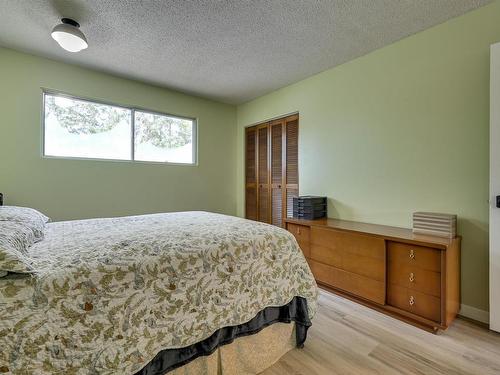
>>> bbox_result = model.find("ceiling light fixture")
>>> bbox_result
[51,18,88,53]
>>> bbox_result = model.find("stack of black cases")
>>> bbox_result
[292,196,327,219]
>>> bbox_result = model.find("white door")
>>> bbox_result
[490,42,500,332]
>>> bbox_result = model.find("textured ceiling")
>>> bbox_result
[0,0,491,104]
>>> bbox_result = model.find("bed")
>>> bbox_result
[0,209,318,374]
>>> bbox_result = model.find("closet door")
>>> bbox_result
[284,115,299,219]
[245,114,298,226]
[245,126,258,220]
[270,119,284,227]
[257,124,270,223]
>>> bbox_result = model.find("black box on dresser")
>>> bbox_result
[292,196,327,219]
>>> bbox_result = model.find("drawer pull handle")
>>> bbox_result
[409,296,415,306]
[409,249,415,259]
[297,228,301,235]
[409,272,415,282]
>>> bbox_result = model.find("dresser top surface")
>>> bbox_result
[285,217,459,248]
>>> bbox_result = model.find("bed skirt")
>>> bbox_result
[135,296,311,375]
[168,322,296,375]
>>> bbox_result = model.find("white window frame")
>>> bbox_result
[41,90,198,166]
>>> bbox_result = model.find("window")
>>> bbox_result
[134,110,194,164]
[43,92,196,164]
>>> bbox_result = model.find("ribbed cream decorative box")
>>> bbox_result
[412,212,457,238]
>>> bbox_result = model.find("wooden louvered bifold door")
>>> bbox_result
[245,127,258,220]
[257,125,270,223]
[284,115,299,219]
[270,120,284,227]
[245,114,298,227]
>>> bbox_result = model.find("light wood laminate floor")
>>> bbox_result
[263,289,500,375]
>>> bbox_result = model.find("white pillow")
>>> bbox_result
[0,206,50,242]
[0,221,34,275]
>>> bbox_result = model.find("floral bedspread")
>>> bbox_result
[0,211,317,374]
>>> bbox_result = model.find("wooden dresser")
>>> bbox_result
[285,218,461,332]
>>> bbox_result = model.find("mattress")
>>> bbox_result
[0,211,317,374]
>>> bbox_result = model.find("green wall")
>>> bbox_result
[237,2,500,312]
[0,47,236,221]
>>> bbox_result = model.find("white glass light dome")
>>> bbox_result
[51,18,88,53]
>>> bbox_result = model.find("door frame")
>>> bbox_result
[490,42,500,332]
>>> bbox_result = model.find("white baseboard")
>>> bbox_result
[459,304,490,324]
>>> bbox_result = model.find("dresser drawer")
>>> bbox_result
[311,227,385,259]
[343,252,385,281]
[308,259,385,305]
[310,226,385,281]
[388,284,441,322]
[310,244,342,268]
[388,241,441,272]
[309,245,384,281]
[388,262,441,297]
[287,223,310,243]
